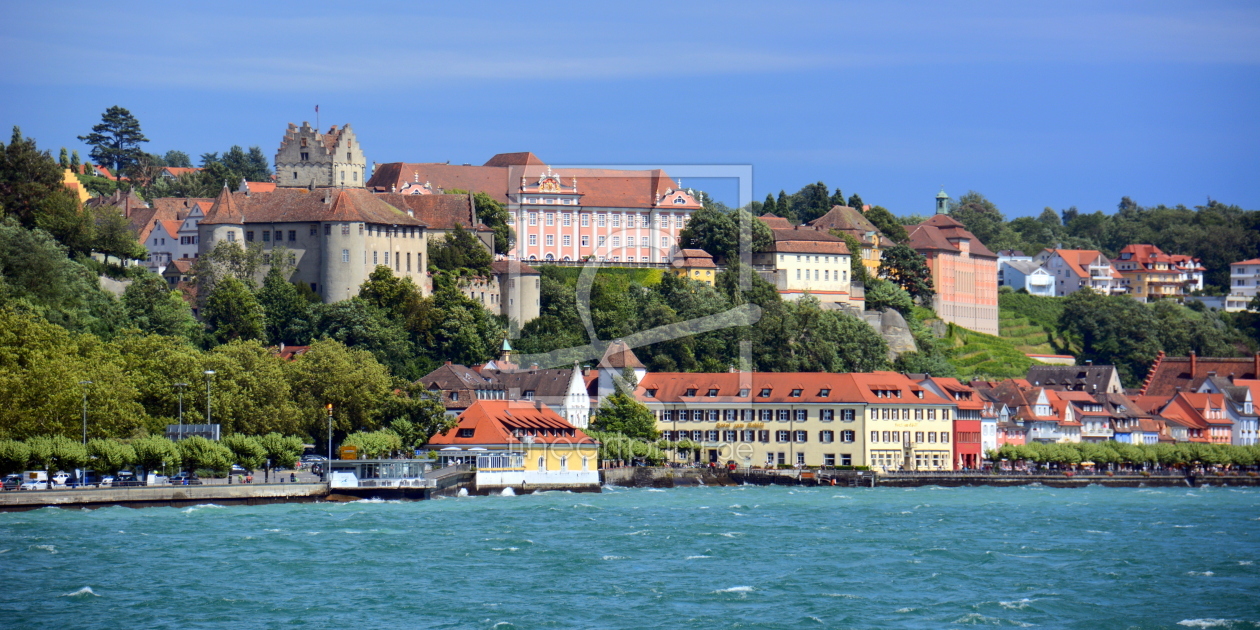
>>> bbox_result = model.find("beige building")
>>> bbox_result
[493,260,541,327]
[276,122,366,188]
[198,186,429,301]
[635,371,955,470]
[751,227,852,305]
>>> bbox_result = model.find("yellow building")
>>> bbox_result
[1113,244,1201,302]
[62,168,89,203]
[750,227,852,305]
[803,205,886,274]
[424,399,600,492]
[670,248,717,285]
[636,371,956,471]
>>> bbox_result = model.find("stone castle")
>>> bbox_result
[275,122,366,188]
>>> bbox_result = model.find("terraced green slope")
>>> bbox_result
[943,322,1042,379]
[999,311,1058,356]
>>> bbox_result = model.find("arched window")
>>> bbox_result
[537,456,545,471]
[545,253,555,261]
[560,456,568,472]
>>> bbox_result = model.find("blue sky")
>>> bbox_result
[2,1,1257,217]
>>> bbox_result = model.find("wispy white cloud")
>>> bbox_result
[1,1,1257,92]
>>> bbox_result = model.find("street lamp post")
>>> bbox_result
[79,381,92,445]
[204,370,218,484]
[326,403,334,483]
[174,383,188,442]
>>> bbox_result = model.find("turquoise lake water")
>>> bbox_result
[2,485,1259,629]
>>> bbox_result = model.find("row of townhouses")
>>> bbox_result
[417,337,1260,471]
[997,245,1211,304]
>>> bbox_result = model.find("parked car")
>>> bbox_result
[50,471,71,488]
[230,465,247,475]
[20,471,48,490]
[2,474,21,490]
[169,472,202,485]
[113,472,145,487]
[301,455,328,463]
[98,476,114,488]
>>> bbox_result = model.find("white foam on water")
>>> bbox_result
[1239,561,1253,566]
[1178,620,1243,628]
[623,530,649,536]
[895,607,915,613]
[1085,530,1111,534]
[60,587,99,598]
[685,555,712,559]
[953,613,1033,627]
[32,545,56,554]
[1173,525,1197,528]
[718,532,742,538]
[352,498,401,504]
[601,555,627,560]
[0,549,8,554]
[645,488,666,492]
[456,488,469,497]
[264,529,283,532]
[730,512,745,516]
[491,547,520,552]
[499,487,516,496]
[1000,598,1033,609]
[1187,571,1215,576]
[714,586,754,593]
[823,593,863,599]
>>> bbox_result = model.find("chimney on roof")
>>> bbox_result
[1085,360,1093,366]
[1190,351,1197,376]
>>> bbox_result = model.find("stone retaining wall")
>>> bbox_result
[0,483,328,512]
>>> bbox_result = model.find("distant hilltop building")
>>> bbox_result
[275,122,366,188]
[367,153,701,263]
[904,189,999,335]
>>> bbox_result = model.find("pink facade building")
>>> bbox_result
[368,153,701,263]
[904,191,999,335]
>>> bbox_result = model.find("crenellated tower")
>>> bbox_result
[275,122,366,188]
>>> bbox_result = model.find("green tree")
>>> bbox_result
[130,435,180,474]
[221,434,266,472]
[287,339,393,442]
[256,432,304,479]
[864,277,914,316]
[34,189,95,256]
[311,297,416,376]
[89,204,146,263]
[0,126,64,228]
[258,266,313,345]
[342,429,403,459]
[205,340,304,436]
[203,276,266,343]
[591,372,660,441]
[428,224,492,276]
[762,193,777,216]
[864,205,910,243]
[793,182,833,224]
[162,151,192,168]
[86,438,135,475]
[879,243,935,304]
[176,435,232,475]
[679,206,773,259]
[121,273,200,340]
[948,191,1008,247]
[0,439,30,475]
[78,106,149,176]
[382,383,455,448]
[846,193,864,211]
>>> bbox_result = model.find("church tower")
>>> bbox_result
[935,188,951,215]
[275,122,366,188]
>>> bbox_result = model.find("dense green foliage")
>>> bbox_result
[517,265,890,373]
[1058,289,1252,387]
[678,205,773,259]
[990,441,1260,470]
[447,189,515,255]
[428,224,493,277]
[878,243,934,304]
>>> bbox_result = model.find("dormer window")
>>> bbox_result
[685,388,697,397]
[457,428,474,438]
[819,389,830,397]
[645,389,657,398]
[739,389,750,397]
[673,197,686,204]
[524,390,535,400]
[790,389,802,397]
[707,389,719,397]
[759,388,772,398]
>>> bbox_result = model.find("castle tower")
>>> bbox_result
[935,188,951,215]
[275,122,366,188]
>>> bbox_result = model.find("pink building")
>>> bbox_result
[905,193,999,335]
[368,153,701,263]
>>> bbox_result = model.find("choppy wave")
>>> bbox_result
[1178,621,1249,628]
[713,586,754,593]
[60,587,99,597]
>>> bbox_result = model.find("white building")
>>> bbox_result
[1227,258,1260,311]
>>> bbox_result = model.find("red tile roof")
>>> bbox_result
[672,249,717,268]
[426,400,595,446]
[375,193,477,230]
[366,155,690,210]
[1231,258,1260,266]
[759,214,794,229]
[769,228,850,255]
[806,206,880,235]
[600,340,645,369]
[636,371,946,405]
[906,215,998,259]
[1139,351,1260,396]
[200,187,425,227]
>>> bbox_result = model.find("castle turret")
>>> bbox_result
[935,188,951,215]
[275,122,366,188]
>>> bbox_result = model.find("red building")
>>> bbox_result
[919,377,985,469]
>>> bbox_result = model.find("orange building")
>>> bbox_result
[904,192,998,335]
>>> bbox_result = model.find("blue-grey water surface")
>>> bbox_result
[2,484,1259,629]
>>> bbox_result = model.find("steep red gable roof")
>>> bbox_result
[1140,353,1260,396]
[426,400,595,446]
[600,339,645,369]
[200,188,425,227]
[484,152,546,167]
[759,214,794,229]
[636,372,946,406]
